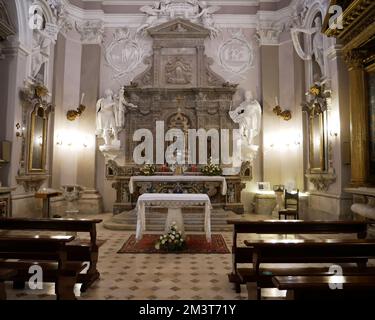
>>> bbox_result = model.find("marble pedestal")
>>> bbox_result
[253,192,276,216]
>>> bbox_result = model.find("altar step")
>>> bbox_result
[103,209,233,232]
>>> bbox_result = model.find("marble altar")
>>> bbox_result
[129,175,227,195]
[136,193,212,242]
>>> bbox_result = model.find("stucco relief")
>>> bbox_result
[165,56,193,85]
[75,20,104,44]
[218,30,254,76]
[104,28,151,81]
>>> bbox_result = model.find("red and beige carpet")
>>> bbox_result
[118,234,230,254]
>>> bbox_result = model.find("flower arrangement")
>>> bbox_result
[155,222,185,251]
[140,164,156,176]
[309,85,321,96]
[303,82,331,118]
[201,158,222,176]
[35,84,49,98]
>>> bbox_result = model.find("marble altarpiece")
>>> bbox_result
[105,19,251,215]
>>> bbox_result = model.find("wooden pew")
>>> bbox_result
[0,269,16,300]
[227,219,368,292]
[0,217,103,292]
[272,275,375,300]
[244,239,375,300]
[0,235,84,300]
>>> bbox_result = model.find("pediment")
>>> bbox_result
[148,18,210,38]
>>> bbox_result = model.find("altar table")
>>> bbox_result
[136,193,212,243]
[129,176,227,195]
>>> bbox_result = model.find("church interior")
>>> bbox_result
[0,0,375,301]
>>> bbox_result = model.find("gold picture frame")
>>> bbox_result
[309,111,328,173]
[28,104,48,173]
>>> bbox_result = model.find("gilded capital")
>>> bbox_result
[345,50,366,69]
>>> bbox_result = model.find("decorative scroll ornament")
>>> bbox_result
[218,29,254,76]
[291,15,325,75]
[255,22,282,46]
[75,20,104,44]
[104,28,150,81]
[305,173,336,192]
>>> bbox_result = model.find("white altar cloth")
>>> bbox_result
[136,193,212,243]
[129,176,227,195]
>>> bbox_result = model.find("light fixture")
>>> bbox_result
[273,97,292,121]
[15,123,26,138]
[66,93,86,121]
[55,130,92,149]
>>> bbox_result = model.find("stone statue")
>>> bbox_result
[137,2,164,34]
[96,89,118,146]
[229,90,262,162]
[31,30,52,79]
[195,1,221,38]
[291,16,325,75]
[117,87,138,128]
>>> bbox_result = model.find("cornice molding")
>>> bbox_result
[61,0,295,30]
[324,0,375,46]
[344,50,367,70]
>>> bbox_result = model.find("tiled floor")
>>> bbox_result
[3,212,375,300]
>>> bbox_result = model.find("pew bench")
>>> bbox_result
[0,269,16,300]
[0,217,103,292]
[272,275,375,300]
[243,239,375,300]
[0,235,85,300]
[227,219,368,293]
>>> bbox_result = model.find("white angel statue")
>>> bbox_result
[96,89,118,146]
[137,2,164,34]
[195,1,221,38]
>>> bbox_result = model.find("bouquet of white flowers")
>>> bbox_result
[201,158,222,176]
[140,164,156,176]
[155,222,186,251]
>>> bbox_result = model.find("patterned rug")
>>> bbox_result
[117,234,230,254]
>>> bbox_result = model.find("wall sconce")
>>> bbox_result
[265,131,301,151]
[15,123,26,138]
[66,93,86,121]
[330,131,338,138]
[273,97,292,121]
[329,110,340,138]
[55,130,92,149]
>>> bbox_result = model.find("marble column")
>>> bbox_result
[260,44,280,184]
[77,44,100,189]
[77,44,103,214]
[345,51,369,187]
